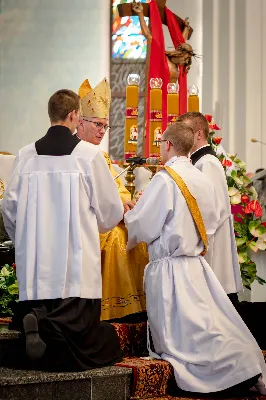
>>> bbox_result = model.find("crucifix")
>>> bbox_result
[118,0,194,156]
[118,0,194,80]
[118,1,193,37]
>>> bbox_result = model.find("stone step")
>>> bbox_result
[0,365,132,400]
[0,325,20,368]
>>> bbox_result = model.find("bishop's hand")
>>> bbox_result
[132,1,143,15]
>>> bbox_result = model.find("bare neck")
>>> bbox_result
[51,121,71,130]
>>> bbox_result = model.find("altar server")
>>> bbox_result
[179,111,242,301]
[2,89,123,371]
[124,122,266,394]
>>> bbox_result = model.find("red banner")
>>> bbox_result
[146,0,170,156]
[145,1,188,156]
[165,7,188,116]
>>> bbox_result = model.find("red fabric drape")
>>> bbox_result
[145,1,188,156]
[146,0,169,156]
[165,7,188,116]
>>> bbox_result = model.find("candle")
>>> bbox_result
[124,74,140,160]
[167,82,179,125]
[188,85,200,112]
[149,78,163,157]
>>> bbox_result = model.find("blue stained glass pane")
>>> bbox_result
[112,0,150,59]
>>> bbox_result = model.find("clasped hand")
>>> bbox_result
[123,201,135,214]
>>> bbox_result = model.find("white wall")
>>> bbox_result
[0,0,110,154]
[202,0,266,172]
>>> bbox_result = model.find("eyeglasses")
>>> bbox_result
[154,139,172,145]
[82,118,110,132]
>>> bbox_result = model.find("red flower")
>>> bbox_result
[209,123,221,131]
[231,204,244,223]
[205,114,212,122]
[221,159,232,167]
[12,263,16,271]
[213,137,222,145]
[241,194,250,204]
[262,222,266,228]
[244,200,263,218]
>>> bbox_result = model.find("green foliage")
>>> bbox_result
[0,264,18,316]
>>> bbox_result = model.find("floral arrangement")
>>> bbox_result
[0,264,18,316]
[206,114,266,289]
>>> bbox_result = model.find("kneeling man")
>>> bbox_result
[124,122,266,395]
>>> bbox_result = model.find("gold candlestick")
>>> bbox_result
[124,163,137,200]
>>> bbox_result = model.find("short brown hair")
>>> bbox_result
[164,122,194,155]
[48,89,80,123]
[178,112,209,139]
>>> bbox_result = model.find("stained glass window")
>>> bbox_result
[112,0,150,59]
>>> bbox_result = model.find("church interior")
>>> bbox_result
[0,0,266,399]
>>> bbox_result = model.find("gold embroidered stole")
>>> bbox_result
[164,166,208,256]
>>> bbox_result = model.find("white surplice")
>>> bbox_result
[193,147,243,294]
[124,156,266,393]
[2,141,123,301]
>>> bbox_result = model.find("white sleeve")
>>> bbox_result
[199,158,230,226]
[2,156,20,243]
[124,172,173,250]
[88,151,124,233]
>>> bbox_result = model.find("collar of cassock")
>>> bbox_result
[46,125,74,137]
[35,125,80,156]
[190,145,217,165]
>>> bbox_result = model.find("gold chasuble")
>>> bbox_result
[100,152,148,320]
